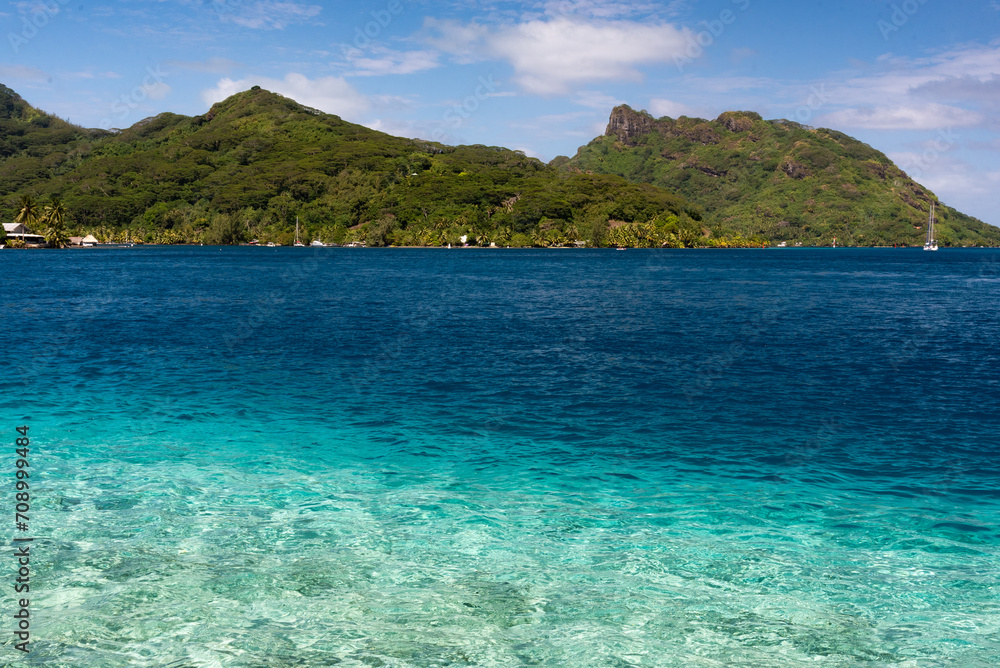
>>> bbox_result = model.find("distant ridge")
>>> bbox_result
[562,105,1000,247]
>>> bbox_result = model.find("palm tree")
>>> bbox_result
[14,195,40,230]
[496,225,512,245]
[45,226,70,249]
[43,197,70,248]
[566,224,580,244]
[475,223,493,246]
[637,222,656,247]
[44,197,67,228]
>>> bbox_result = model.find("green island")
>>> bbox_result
[2,85,998,248]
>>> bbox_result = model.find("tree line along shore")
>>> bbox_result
[3,87,998,249]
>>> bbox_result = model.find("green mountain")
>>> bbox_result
[6,88,994,247]
[0,86,700,246]
[561,105,1000,247]
[0,84,112,190]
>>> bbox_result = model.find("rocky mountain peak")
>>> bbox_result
[605,105,656,144]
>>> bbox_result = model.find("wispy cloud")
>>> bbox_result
[574,90,623,110]
[0,64,50,82]
[66,70,121,80]
[342,47,439,77]
[911,74,1000,104]
[365,118,424,138]
[820,104,983,131]
[813,42,1000,131]
[648,98,701,119]
[218,1,321,30]
[13,0,56,13]
[888,151,1000,200]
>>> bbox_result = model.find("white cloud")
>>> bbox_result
[424,17,690,95]
[645,43,1000,133]
[342,47,439,77]
[218,1,321,30]
[889,151,999,201]
[912,74,1000,104]
[574,90,623,110]
[513,145,544,159]
[0,64,49,82]
[365,118,424,138]
[810,43,1000,131]
[13,0,55,13]
[66,70,121,80]
[818,103,983,131]
[201,73,370,119]
[649,98,699,118]
[888,149,961,178]
[145,81,171,101]
[493,19,689,94]
[422,19,488,65]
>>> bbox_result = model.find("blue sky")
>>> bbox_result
[2,0,999,224]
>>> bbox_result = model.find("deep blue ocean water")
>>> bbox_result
[2,246,998,666]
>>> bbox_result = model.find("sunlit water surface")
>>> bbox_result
[2,247,999,666]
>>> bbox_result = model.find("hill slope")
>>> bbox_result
[0,86,701,246]
[561,105,1000,247]
[0,84,112,194]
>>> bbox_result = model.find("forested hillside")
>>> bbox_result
[561,105,1000,247]
[4,87,996,247]
[0,86,705,247]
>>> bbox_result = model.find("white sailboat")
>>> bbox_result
[924,203,938,251]
[294,217,305,247]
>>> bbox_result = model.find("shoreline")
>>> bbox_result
[5,241,998,250]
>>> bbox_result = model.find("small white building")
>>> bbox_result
[82,234,98,247]
[3,222,46,246]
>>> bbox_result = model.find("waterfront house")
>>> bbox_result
[3,222,47,246]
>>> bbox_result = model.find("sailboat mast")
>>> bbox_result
[923,202,938,251]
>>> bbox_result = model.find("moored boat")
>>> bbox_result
[924,203,938,251]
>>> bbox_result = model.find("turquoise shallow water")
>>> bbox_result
[2,247,999,666]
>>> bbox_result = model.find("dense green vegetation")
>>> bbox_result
[0,86,707,247]
[562,106,1000,247]
[8,194,70,248]
[3,87,996,247]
